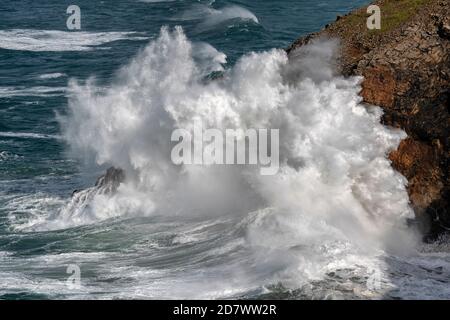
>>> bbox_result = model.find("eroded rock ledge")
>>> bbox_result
[288,0,449,238]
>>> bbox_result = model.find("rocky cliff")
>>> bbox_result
[288,0,449,239]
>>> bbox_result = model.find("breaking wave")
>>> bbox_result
[21,26,420,293]
[178,4,259,32]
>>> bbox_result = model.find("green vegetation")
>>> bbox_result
[342,0,430,34]
[379,0,428,32]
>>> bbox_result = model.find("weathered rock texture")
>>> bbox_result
[94,167,125,194]
[73,167,125,198]
[288,0,449,238]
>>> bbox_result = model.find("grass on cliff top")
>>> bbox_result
[345,0,429,34]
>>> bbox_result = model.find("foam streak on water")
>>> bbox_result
[0,29,147,52]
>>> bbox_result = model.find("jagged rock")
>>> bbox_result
[72,167,125,198]
[66,167,125,220]
[288,0,450,238]
[94,167,125,194]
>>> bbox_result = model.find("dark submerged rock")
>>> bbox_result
[94,167,126,194]
[72,167,125,198]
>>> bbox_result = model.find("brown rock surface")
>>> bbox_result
[288,0,450,238]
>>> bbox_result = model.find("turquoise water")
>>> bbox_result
[1,0,449,300]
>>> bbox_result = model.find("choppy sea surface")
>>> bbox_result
[1,0,449,300]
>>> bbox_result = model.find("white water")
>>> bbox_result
[0,132,61,140]
[21,26,422,294]
[38,73,67,80]
[0,132,60,139]
[178,4,259,32]
[0,29,147,52]
[0,151,22,162]
[5,27,438,298]
[63,26,413,229]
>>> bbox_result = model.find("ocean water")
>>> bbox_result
[0,0,449,300]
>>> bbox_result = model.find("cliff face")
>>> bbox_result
[288,0,449,238]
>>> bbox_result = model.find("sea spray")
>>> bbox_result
[178,4,259,33]
[50,26,421,290]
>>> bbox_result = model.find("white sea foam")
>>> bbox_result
[0,25,446,299]
[0,132,61,140]
[0,86,66,98]
[0,29,147,52]
[36,27,420,292]
[38,73,67,80]
[4,193,66,232]
[192,42,227,73]
[0,151,22,161]
[0,250,92,298]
